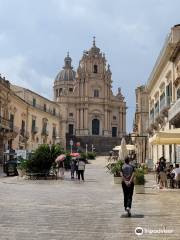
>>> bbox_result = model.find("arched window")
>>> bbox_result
[94,89,99,98]
[177,88,180,99]
[59,88,63,96]
[93,65,98,73]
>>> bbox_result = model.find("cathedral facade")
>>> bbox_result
[54,39,126,145]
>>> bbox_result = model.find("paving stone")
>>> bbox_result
[0,156,179,240]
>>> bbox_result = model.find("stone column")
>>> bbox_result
[84,108,88,130]
[76,109,79,135]
[123,108,126,134]
[81,82,84,97]
[84,81,87,97]
[119,109,122,136]
[80,108,84,134]
[105,110,107,130]
[109,110,112,135]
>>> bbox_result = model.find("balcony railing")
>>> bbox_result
[52,131,57,138]
[154,107,159,118]
[20,129,29,139]
[0,116,10,129]
[149,115,154,125]
[169,98,180,122]
[31,126,38,134]
[41,128,49,136]
[160,96,171,112]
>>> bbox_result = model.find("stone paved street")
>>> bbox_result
[0,156,180,240]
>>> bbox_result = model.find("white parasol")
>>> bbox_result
[119,138,128,161]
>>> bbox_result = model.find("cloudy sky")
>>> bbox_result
[0,0,179,131]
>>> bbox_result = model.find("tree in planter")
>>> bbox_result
[26,144,65,174]
[106,160,123,177]
[134,168,145,185]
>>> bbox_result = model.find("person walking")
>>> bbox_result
[159,157,167,188]
[58,161,65,179]
[77,157,86,181]
[70,157,76,179]
[121,157,135,217]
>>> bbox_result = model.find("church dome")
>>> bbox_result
[55,53,76,82]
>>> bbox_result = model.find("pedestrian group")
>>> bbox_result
[57,157,86,181]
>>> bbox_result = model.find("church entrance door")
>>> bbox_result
[92,119,100,135]
[68,124,74,136]
[112,127,117,137]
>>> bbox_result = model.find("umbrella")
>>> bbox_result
[55,154,66,163]
[119,138,128,161]
[70,152,80,157]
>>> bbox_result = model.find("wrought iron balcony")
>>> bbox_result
[169,98,180,124]
[20,129,29,139]
[52,131,57,139]
[160,96,171,117]
[0,116,10,130]
[31,126,38,134]
[154,106,159,119]
[41,128,49,136]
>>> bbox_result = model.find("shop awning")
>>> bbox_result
[149,128,180,145]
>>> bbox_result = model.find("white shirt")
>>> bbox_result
[172,168,180,180]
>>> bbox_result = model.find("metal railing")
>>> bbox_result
[0,116,10,129]
[41,128,49,136]
[20,129,29,138]
[154,106,159,118]
[160,96,171,111]
[169,98,180,121]
[31,126,38,134]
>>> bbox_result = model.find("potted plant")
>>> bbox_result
[134,168,145,194]
[106,160,123,184]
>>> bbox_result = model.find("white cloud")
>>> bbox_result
[0,55,52,99]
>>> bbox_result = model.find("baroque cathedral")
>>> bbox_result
[0,38,126,156]
[54,38,126,148]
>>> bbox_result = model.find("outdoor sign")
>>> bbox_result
[76,142,80,147]
[70,140,73,146]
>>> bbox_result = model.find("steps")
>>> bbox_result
[66,135,122,154]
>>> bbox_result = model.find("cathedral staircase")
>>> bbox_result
[66,135,126,155]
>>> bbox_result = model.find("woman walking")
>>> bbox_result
[121,157,135,217]
[77,157,86,181]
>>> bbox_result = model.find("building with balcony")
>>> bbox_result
[147,24,180,164]
[10,86,62,150]
[0,77,62,160]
